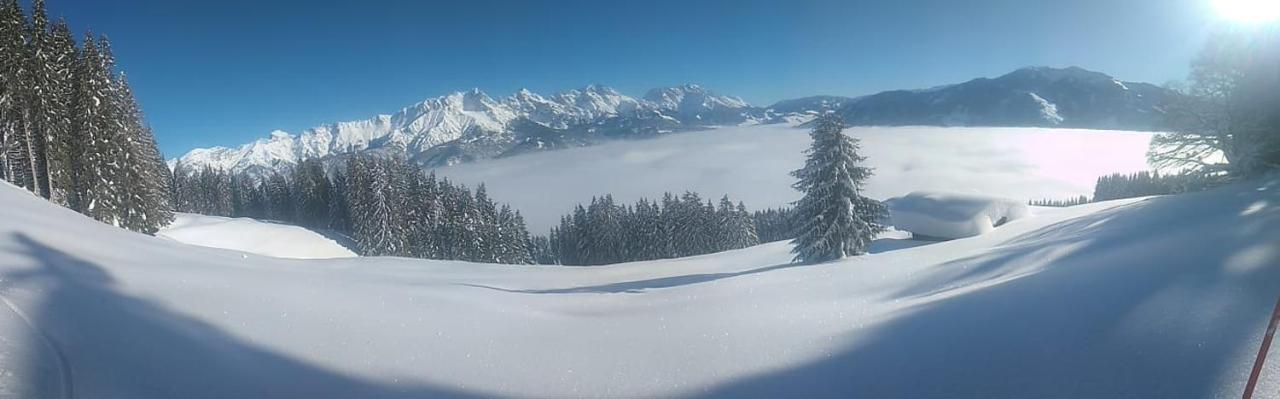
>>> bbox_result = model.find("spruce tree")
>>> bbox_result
[789,113,886,263]
[0,0,31,189]
[41,18,75,206]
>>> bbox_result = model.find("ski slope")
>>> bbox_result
[158,213,355,259]
[0,177,1276,398]
[434,125,1154,231]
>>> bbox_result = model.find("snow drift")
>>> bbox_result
[158,213,355,259]
[0,178,1277,398]
[887,191,1031,239]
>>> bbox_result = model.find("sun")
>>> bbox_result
[1213,0,1280,24]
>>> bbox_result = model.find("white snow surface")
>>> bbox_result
[0,177,1277,398]
[157,213,355,259]
[435,124,1154,232]
[887,191,1031,239]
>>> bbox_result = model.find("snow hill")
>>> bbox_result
[157,213,355,259]
[172,67,1170,176]
[435,124,1155,232]
[0,174,1276,397]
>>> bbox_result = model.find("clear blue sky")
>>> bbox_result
[48,0,1222,157]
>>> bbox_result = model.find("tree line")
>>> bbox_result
[751,207,797,244]
[0,0,172,233]
[1092,170,1219,202]
[1028,196,1090,207]
[171,156,536,264]
[543,192,759,265]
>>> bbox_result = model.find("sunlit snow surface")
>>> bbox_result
[0,176,1277,398]
[158,213,355,259]
[434,125,1154,231]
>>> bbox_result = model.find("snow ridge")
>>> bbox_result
[172,84,756,175]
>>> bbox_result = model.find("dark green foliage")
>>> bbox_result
[542,191,757,265]
[789,113,887,263]
[1092,170,1222,202]
[172,155,535,264]
[0,1,172,233]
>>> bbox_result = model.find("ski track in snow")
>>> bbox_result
[0,288,72,399]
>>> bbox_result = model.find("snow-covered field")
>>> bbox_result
[434,125,1154,231]
[158,213,355,259]
[0,175,1276,398]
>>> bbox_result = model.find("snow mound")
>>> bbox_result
[887,191,1030,239]
[157,213,355,259]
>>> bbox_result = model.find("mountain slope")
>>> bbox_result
[835,66,1168,129]
[0,174,1275,398]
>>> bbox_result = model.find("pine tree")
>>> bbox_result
[473,184,499,262]
[326,171,351,232]
[41,18,75,206]
[293,158,331,227]
[725,201,758,250]
[346,156,408,256]
[75,34,129,225]
[22,0,53,199]
[0,0,32,189]
[112,73,172,233]
[789,113,887,263]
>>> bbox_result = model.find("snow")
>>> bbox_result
[0,175,1276,398]
[435,124,1154,231]
[886,191,1031,239]
[157,213,355,259]
[1028,92,1064,124]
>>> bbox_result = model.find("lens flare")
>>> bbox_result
[1213,0,1280,24]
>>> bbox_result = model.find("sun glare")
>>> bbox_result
[1213,0,1280,24]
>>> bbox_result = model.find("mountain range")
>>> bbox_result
[172,66,1170,176]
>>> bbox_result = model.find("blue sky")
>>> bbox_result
[48,0,1222,157]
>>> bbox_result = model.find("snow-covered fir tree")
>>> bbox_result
[542,191,758,265]
[0,0,173,234]
[789,113,887,263]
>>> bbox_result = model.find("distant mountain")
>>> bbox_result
[172,66,1170,176]
[830,66,1168,129]
[173,84,764,176]
[767,95,856,114]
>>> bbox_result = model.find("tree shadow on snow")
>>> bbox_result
[868,237,934,254]
[1,233,483,399]
[699,183,1280,398]
[461,262,809,294]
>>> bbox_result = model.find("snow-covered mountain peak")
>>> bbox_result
[174,84,755,176]
[644,85,750,110]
